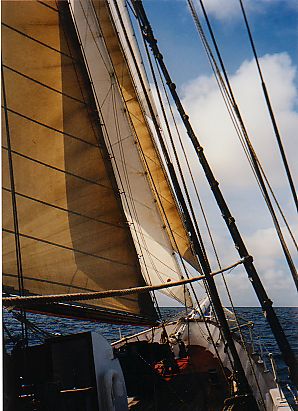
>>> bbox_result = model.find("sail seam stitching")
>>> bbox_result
[3,228,137,268]
[2,23,79,62]
[2,64,88,106]
[2,147,114,192]
[1,107,101,148]
[2,187,125,229]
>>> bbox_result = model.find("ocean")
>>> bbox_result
[3,306,297,388]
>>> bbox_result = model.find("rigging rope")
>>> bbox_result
[61,0,162,321]
[121,1,234,384]
[186,0,297,253]
[132,0,298,388]
[141,36,237,375]
[2,258,244,307]
[105,0,201,306]
[79,0,179,312]
[187,0,297,256]
[154,55,240,375]
[142,38,212,299]
[130,2,261,395]
[195,0,298,290]
[150,9,267,399]
[239,0,298,213]
[184,5,296,399]
[2,65,28,346]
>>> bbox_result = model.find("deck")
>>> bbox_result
[127,370,228,411]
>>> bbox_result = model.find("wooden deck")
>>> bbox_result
[128,371,228,411]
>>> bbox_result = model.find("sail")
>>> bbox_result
[69,0,193,306]
[2,0,157,324]
[98,0,200,273]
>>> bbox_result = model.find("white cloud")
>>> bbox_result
[227,224,298,306]
[195,0,298,22]
[156,52,297,306]
[195,0,242,21]
[180,52,298,190]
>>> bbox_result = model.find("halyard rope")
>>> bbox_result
[2,258,248,307]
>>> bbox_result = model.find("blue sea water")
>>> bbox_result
[3,307,298,387]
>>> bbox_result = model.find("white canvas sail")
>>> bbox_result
[2,0,157,323]
[96,0,200,270]
[70,0,194,306]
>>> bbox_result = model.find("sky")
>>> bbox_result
[135,0,298,307]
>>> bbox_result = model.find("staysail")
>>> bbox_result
[106,0,200,271]
[2,0,157,324]
[68,0,202,306]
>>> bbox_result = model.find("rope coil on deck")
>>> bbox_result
[2,258,247,307]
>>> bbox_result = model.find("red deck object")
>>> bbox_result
[153,357,191,382]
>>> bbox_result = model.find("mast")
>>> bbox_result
[132,0,298,387]
[110,2,260,406]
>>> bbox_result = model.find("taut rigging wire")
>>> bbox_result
[142,25,243,373]
[144,41,210,271]
[239,0,297,213]
[67,0,165,318]
[112,0,239,383]
[132,0,298,387]
[184,4,298,391]
[127,3,262,398]
[2,65,28,346]
[189,0,298,290]
[150,32,265,393]
[142,36,237,376]
[142,22,266,406]
[183,2,294,401]
[186,0,297,252]
[73,0,193,321]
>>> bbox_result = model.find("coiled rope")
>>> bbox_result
[2,258,247,307]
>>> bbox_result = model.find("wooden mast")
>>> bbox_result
[132,0,298,387]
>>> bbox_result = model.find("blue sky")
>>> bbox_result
[132,0,298,306]
[142,0,298,89]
